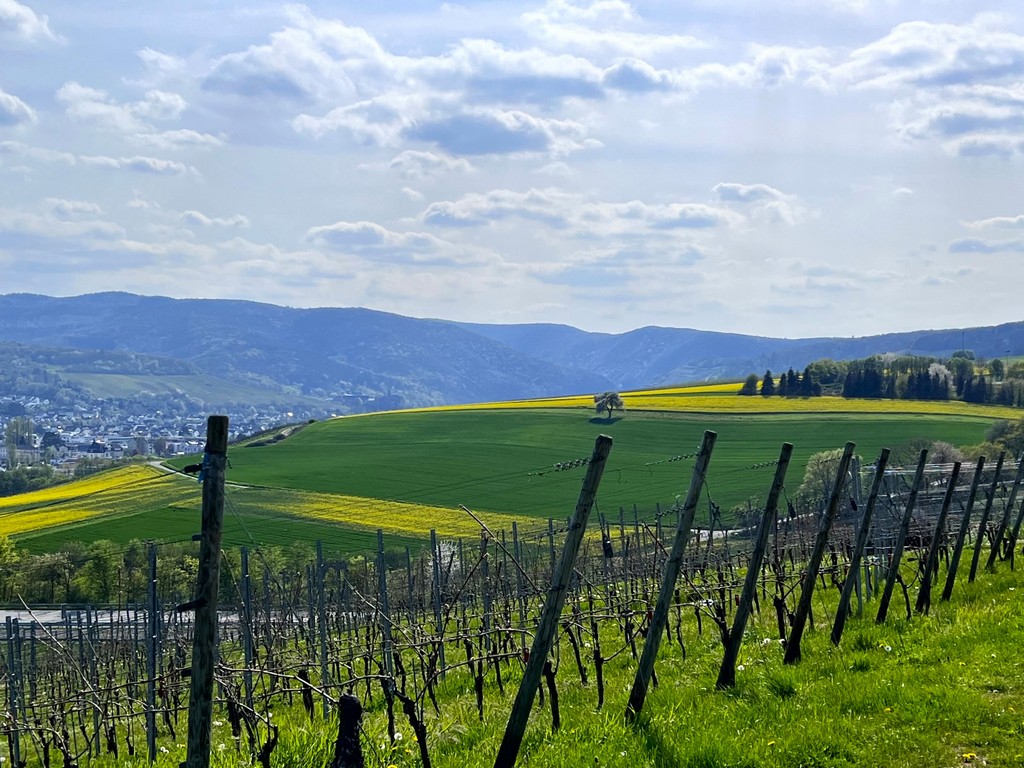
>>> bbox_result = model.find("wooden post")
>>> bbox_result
[1007,455,1024,570]
[147,542,158,764]
[784,442,855,664]
[969,452,1004,583]
[316,540,331,717]
[876,449,928,624]
[626,430,717,722]
[430,529,447,678]
[494,434,612,768]
[717,443,792,689]
[378,529,394,678]
[916,462,961,615]
[832,450,889,645]
[184,414,229,768]
[240,546,254,713]
[987,456,1024,569]
[6,616,20,768]
[941,456,985,602]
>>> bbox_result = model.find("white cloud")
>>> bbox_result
[421,187,742,232]
[713,182,806,225]
[713,182,786,203]
[838,18,1024,91]
[131,129,225,151]
[79,154,195,176]
[0,85,35,126]
[57,82,187,133]
[521,1,705,58]
[180,210,249,228]
[0,0,59,44]
[963,214,1024,230]
[0,140,75,164]
[305,220,489,265]
[386,150,474,178]
[948,237,1024,253]
[45,198,102,219]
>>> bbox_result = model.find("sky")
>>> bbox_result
[2,0,1023,338]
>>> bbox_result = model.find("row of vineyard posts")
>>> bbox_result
[3,416,1024,767]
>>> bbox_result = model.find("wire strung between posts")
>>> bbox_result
[643,451,699,470]
[527,457,591,476]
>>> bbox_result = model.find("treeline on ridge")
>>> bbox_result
[741,351,1024,407]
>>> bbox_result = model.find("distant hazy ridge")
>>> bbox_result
[1,292,1022,410]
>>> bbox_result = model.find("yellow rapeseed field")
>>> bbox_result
[0,465,195,537]
[383,382,1018,421]
[247,487,532,540]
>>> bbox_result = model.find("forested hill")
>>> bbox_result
[0,292,1022,411]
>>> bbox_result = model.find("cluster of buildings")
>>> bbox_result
[0,395,317,472]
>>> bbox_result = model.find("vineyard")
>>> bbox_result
[3,418,1024,767]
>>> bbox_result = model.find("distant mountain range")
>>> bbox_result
[0,292,1022,411]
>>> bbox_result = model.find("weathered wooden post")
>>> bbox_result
[941,456,985,602]
[916,462,961,615]
[986,455,1024,569]
[147,541,158,764]
[717,442,791,688]
[969,453,1004,583]
[430,529,447,678]
[876,449,928,624]
[784,442,855,664]
[317,539,331,716]
[494,434,612,768]
[184,414,229,768]
[832,449,889,645]
[626,430,717,722]
[378,529,394,679]
[241,546,255,713]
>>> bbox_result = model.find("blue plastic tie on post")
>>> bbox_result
[197,450,210,484]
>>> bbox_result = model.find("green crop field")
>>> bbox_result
[2,394,1011,553]
[204,408,992,520]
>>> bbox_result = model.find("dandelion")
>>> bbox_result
[217,743,226,751]
[395,732,403,742]
[160,747,169,754]
[883,707,893,713]
[883,645,892,653]
[213,720,223,727]
[737,665,745,671]
[767,741,776,748]
[962,752,976,762]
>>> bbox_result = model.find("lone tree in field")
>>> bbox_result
[594,391,625,419]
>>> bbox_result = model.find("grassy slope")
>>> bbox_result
[215,409,990,517]
[106,564,1024,768]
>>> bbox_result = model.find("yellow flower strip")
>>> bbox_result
[0,508,99,537]
[0,465,158,509]
[380,382,744,415]
[0,465,197,537]
[618,394,1020,419]
[249,486,534,540]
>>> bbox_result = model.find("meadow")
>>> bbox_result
[3,383,1009,552]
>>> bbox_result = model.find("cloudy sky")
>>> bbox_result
[2,0,1023,338]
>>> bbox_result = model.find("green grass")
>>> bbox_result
[14,493,421,555]
[195,409,991,518]
[78,564,1024,768]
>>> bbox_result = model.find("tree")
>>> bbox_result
[594,391,625,418]
[4,417,33,468]
[738,374,759,396]
[760,370,775,397]
[795,448,847,514]
[991,358,1005,380]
